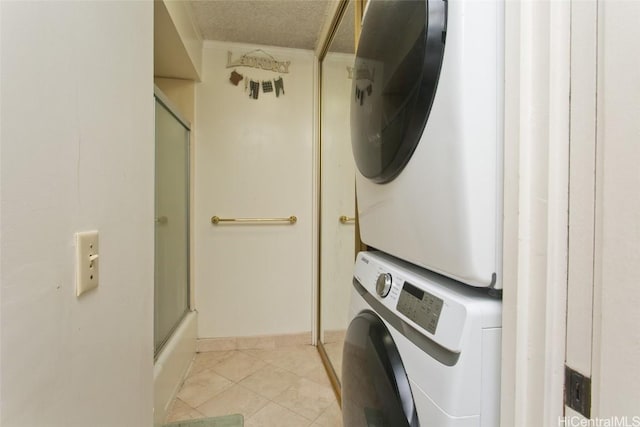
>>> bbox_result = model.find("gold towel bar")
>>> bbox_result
[211,215,297,225]
[339,215,356,224]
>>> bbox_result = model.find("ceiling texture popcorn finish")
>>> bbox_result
[327,0,355,53]
[189,0,334,50]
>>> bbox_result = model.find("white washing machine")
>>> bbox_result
[351,0,504,289]
[342,251,502,427]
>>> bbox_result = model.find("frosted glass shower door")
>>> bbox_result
[154,94,190,355]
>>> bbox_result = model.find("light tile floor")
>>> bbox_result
[166,345,343,427]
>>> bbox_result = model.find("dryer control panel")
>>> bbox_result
[397,282,444,334]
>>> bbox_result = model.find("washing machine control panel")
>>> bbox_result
[397,282,444,334]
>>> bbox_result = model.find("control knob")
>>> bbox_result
[376,273,392,298]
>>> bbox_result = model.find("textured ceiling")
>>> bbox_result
[189,0,334,50]
[327,0,355,54]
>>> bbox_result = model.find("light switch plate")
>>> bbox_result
[76,230,99,296]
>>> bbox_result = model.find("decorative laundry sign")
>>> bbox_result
[226,51,290,74]
[226,49,288,101]
[347,65,376,82]
[242,77,285,100]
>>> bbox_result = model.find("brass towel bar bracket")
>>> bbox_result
[211,215,297,225]
[339,215,356,224]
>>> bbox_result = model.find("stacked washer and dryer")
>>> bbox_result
[343,0,504,426]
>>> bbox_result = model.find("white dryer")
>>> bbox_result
[351,0,504,288]
[342,251,502,427]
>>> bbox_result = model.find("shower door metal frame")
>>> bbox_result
[153,86,192,358]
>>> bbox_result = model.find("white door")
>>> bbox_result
[566,0,640,419]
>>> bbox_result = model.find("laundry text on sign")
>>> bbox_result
[226,51,290,74]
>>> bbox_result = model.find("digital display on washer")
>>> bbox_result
[397,281,444,334]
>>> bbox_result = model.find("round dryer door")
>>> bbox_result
[342,310,419,427]
[351,0,447,183]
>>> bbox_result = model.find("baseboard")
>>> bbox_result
[197,331,312,352]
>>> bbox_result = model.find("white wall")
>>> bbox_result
[195,42,315,339]
[0,2,154,426]
[0,0,3,417]
[162,0,203,80]
[155,0,202,81]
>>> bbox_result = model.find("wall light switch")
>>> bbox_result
[76,230,99,297]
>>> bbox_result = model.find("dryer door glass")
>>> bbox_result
[342,311,419,427]
[351,0,447,183]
